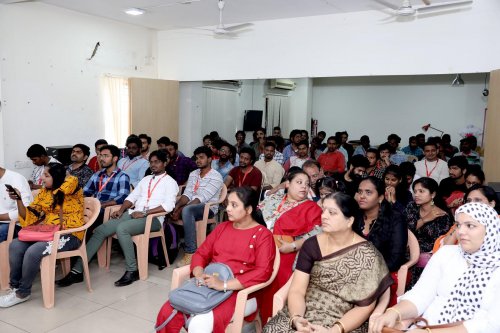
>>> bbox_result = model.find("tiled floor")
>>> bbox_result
[0,253,177,333]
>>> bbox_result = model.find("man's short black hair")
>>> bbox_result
[99,144,121,158]
[264,141,276,149]
[26,144,47,158]
[194,146,212,158]
[240,147,256,163]
[156,136,171,145]
[94,139,108,147]
[387,134,401,143]
[139,134,152,144]
[73,144,90,157]
[423,141,438,150]
[297,140,309,148]
[318,131,326,137]
[126,136,142,148]
[273,126,281,131]
[235,130,246,138]
[400,161,416,177]
[350,155,369,169]
[166,141,179,151]
[448,156,468,170]
[408,136,417,143]
[149,149,169,163]
[289,129,301,139]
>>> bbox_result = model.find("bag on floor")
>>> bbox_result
[154,262,234,331]
[148,223,182,269]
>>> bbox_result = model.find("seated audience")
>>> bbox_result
[258,136,284,165]
[365,148,379,177]
[0,166,33,242]
[341,154,369,197]
[440,133,459,158]
[416,133,426,149]
[284,140,311,172]
[234,130,250,155]
[203,134,212,148]
[354,177,408,306]
[373,144,392,179]
[87,139,107,172]
[414,141,449,184]
[405,177,452,286]
[0,164,83,307]
[156,187,275,333]
[315,177,347,207]
[282,129,302,163]
[316,130,327,151]
[401,136,424,160]
[225,147,263,192]
[254,142,285,193]
[166,141,197,185]
[455,136,481,165]
[438,156,468,211]
[371,203,500,333]
[339,130,354,161]
[309,137,323,160]
[382,165,412,214]
[139,133,151,159]
[59,150,178,288]
[399,161,419,195]
[264,193,392,333]
[251,127,266,158]
[171,146,223,265]
[353,134,372,156]
[273,126,283,138]
[67,144,94,189]
[26,144,60,190]
[211,141,233,181]
[387,133,407,165]
[258,170,322,323]
[464,165,485,189]
[156,136,171,150]
[317,136,345,175]
[117,136,149,188]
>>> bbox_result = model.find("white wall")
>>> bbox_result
[157,0,500,81]
[312,74,488,146]
[0,3,158,177]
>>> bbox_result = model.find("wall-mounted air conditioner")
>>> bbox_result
[270,79,296,90]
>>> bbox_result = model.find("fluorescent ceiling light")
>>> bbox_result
[125,8,145,16]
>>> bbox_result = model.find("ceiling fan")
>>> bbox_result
[212,0,253,36]
[375,0,473,16]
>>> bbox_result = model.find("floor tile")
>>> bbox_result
[0,321,28,333]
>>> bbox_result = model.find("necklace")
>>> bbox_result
[363,215,377,236]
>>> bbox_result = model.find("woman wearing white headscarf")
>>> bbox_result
[370,202,500,333]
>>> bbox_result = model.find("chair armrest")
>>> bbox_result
[6,219,18,243]
[171,265,191,291]
[272,277,292,316]
[143,211,168,239]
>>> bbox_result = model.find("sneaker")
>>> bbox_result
[0,292,30,308]
[55,271,83,287]
[177,253,193,267]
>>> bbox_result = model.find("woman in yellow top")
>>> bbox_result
[0,163,84,308]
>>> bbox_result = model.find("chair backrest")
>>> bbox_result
[217,184,228,204]
[83,197,101,225]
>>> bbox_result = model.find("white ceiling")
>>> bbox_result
[1,0,439,30]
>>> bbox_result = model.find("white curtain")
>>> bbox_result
[101,76,129,146]
[203,87,239,141]
[266,95,289,136]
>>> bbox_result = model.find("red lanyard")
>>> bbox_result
[146,173,168,206]
[98,172,116,192]
[122,157,140,171]
[425,160,439,177]
[193,178,200,193]
[238,167,253,187]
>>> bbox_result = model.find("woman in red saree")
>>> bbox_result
[258,170,322,323]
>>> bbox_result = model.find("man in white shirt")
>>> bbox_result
[0,167,33,242]
[57,150,178,287]
[26,144,60,190]
[171,146,223,265]
[414,141,449,184]
[255,142,285,193]
[117,136,149,188]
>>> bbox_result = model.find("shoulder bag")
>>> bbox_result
[382,317,463,333]
[18,206,63,242]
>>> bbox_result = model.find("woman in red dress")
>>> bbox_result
[258,170,322,323]
[155,187,276,333]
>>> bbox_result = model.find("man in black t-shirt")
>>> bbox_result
[438,156,469,206]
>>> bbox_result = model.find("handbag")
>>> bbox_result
[382,317,463,333]
[416,252,432,268]
[18,206,63,242]
[155,262,234,331]
[273,234,294,248]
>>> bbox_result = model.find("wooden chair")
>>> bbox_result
[396,230,420,296]
[172,184,228,248]
[40,197,101,308]
[97,205,171,280]
[0,219,18,290]
[170,246,280,333]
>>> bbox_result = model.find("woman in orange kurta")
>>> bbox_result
[0,163,84,308]
[156,187,276,333]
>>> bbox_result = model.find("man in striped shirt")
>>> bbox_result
[171,146,223,265]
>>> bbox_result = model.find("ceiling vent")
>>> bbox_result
[270,79,296,90]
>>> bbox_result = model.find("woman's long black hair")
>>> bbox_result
[46,162,68,209]
[228,186,266,226]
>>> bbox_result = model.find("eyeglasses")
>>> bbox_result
[466,181,480,187]
[219,148,229,153]
[466,198,486,203]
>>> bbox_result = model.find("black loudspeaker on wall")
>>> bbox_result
[243,110,263,131]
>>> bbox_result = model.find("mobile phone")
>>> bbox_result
[4,184,22,200]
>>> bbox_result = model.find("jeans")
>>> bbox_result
[181,203,214,253]
[73,213,161,273]
[0,223,20,242]
[9,236,81,298]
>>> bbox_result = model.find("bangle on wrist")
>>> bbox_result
[223,281,227,293]
[289,314,302,329]
[334,320,345,333]
[385,307,402,322]
[425,328,432,333]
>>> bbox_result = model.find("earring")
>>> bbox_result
[431,199,435,206]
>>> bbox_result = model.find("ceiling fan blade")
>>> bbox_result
[373,0,400,10]
[145,0,201,9]
[416,0,472,12]
[0,0,37,3]
[224,23,253,31]
[421,0,431,5]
